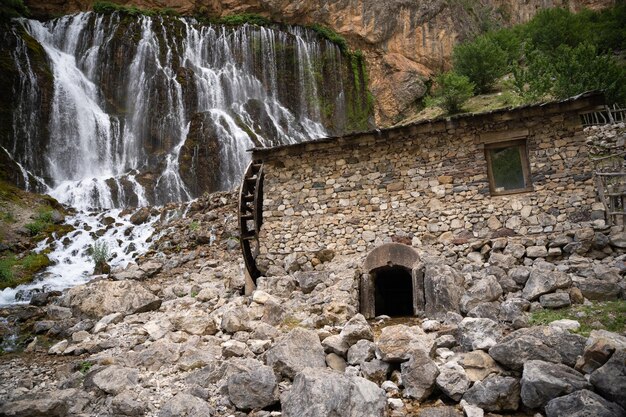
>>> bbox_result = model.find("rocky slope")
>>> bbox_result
[0,190,625,417]
[24,0,614,124]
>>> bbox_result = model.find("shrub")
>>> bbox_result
[0,256,14,282]
[217,13,270,26]
[453,35,508,93]
[550,43,626,105]
[310,24,349,54]
[430,72,475,114]
[522,8,589,53]
[91,240,109,266]
[0,0,29,21]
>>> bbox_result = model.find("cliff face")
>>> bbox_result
[24,0,615,124]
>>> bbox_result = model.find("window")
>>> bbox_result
[485,139,532,195]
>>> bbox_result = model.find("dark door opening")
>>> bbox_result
[374,266,413,317]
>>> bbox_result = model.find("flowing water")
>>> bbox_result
[0,12,369,304]
[5,12,363,209]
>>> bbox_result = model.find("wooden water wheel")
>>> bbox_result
[238,160,264,283]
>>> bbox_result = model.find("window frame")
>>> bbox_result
[484,139,533,196]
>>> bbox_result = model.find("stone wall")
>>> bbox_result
[254,94,608,270]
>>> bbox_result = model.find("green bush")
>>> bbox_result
[453,35,508,93]
[522,8,589,53]
[91,240,109,266]
[310,24,349,54]
[217,13,270,26]
[550,43,626,105]
[430,72,475,114]
[0,256,14,282]
[24,208,54,236]
[92,1,178,17]
[0,0,29,22]
[512,42,626,105]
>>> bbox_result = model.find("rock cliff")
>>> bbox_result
[24,0,614,124]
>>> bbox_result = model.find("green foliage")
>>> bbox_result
[310,24,349,54]
[189,220,200,231]
[92,1,179,17]
[0,0,29,22]
[0,210,15,223]
[530,301,626,336]
[453,35,508,94]
[0,252,50,289]
[24,208,54,236]
[0,256,14,282]
[216,13,270,26]
[91,240,109,266]
[522,8,590,54]
[429,72,475,114]
[550,43,626,105]
[79,361,93,374]
[448,3,626,108]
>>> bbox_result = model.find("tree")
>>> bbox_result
[453,35,508,94]
[431,72,475,114]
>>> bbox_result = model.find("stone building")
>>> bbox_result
[239,92,613,314]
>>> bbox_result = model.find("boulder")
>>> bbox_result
[62,280,161,319]
[590,349,626,409]
[423,263,465,318]
[347,339,376,365]
[158,393,212,417]
[489,335,561,370]
[375,324,434,362]
[522,269,571,301]
[460,350,502,382]
[129,207,150,225]
[340,314,373,346]
[322,334,349,356]
[577,279,620,301]
[539,292,571,309]
[520,360,591,409]
[489,326,585,369]
[281,368,386,417]
[467,302,500,321]
[0,389,76,417]
[171,312,217,335]
[227,358,277,410]
[361,359,390,384]
[462,375,520,412]
[326,353,347,372]
[264,327,326,378]
[401,349,440,400]
[458,318,502,351]
[436,361,471,401]
[111,391,147,416]
[499,298,530,325]
[91,366,138,395]
[220,306,251,333]
[545,389,625,417]
[460,276,502,314]
[576,330,626,374]
[295,271,329,294]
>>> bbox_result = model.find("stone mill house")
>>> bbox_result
[237,91,626,317]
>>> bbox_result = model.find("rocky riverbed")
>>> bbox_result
[0,191,625,417]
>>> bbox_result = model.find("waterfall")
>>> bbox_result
[3,12,367,209]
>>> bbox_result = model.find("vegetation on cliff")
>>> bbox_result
[0,0,28,22]
[424,4,626,116]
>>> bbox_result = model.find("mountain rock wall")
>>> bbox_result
[25,0,616,124]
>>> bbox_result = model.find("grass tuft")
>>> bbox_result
[529,300,626,336]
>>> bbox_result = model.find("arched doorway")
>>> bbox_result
[360,243,424,319]
[373,265,414,316]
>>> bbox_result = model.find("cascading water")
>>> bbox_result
[3,12,368,209]
[0,12,371,304]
